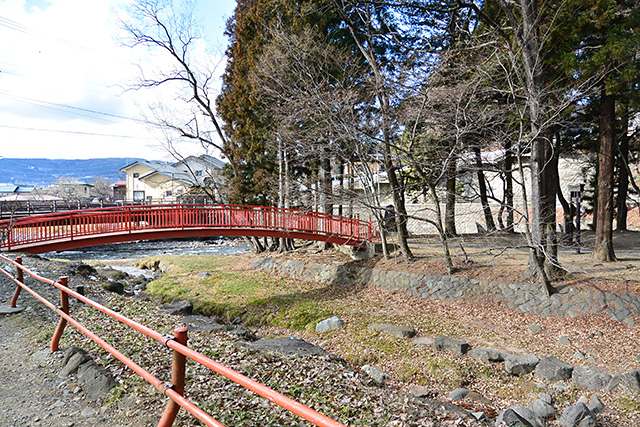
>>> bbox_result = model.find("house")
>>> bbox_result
[0,184,36,196]
[56,179,94,201]
[112,181,126,202]
[119,155,226,204]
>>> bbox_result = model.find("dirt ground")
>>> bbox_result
[372,230,640,295]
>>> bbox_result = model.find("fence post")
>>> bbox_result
[10,257,23,308]
[51,276,69,352]
[158,327,188,427]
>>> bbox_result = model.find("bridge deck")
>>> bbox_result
[0,204,376,253]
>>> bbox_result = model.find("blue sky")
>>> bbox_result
[0,0,236,160]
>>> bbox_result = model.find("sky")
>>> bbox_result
[0,0,236,161]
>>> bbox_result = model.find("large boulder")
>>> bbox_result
[368,323,416,338]
[528,399,556,419]
[77,361,116,401]
[505,354,540,376]
[245,336,330,357]
[557,402,596,427]
[59,347,92,377]
[468,347,506,364]
[572,366,612,391]
[534,356,574,382]
[162,299,193,315]
[433,336,470,355]
[495,405,543,427]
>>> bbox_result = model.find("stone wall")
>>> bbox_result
[253,258,640,326]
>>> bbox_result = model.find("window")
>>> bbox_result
[133,173,140,178]
[165,191,173,197]
[195,170,203,177]
[133,191,145,201]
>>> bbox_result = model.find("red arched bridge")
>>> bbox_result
[0,204,377,253]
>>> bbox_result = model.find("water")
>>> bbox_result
[43,237,251,261]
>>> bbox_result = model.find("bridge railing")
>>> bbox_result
[0,204,377,250]
[0,254,348,427]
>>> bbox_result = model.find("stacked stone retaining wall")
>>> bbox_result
[253,258,640,326]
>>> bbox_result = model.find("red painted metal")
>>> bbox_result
[50,276,69,352]
[10,256,22,308]
[0,255,348,427]
[158,327,188,427]
[0,204,377,253]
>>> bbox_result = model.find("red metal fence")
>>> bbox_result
[0,254,348,427]
[0,204,377,252]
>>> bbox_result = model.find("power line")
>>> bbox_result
[0,90,144,123]
[0,124,153,139]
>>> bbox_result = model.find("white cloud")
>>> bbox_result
[0,0,234,160]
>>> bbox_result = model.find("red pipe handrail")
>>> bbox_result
[0,204,378,252]
[0,254,347,427]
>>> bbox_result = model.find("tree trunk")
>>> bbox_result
[616,106,629,231]
[504,140,514,231]
[592,88,617,261]
[473,147,496,233]
[444,151,458,236]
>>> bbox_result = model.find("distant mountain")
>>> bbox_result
[0,158,145,186]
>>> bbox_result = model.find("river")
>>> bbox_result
[42,237,250,277]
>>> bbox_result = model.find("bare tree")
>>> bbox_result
[122,0,235,174]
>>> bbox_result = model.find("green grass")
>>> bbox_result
[144,255,335,329]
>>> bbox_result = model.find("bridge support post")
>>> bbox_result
[51,276,69,352]
[158,327,188,427]
[10,257,23,308]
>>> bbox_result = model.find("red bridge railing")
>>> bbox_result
[0,255,348,427]
[0,204,377,252]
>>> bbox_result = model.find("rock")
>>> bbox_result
[505,354,540,376]
[367,323,416,338]
[245,336,330,357]
[0,305,25,314]
[411,336,434,346]
[162,299,193,315]
[528,398,556,419]
[197,271,210,278]
[77,362,116,401]
[98,267,128,281]
[65,263,97,277]
[586,356,598,364]
[101,281,125,294]
[572,366,612,391]
[538,393,553,405]
[80,407,97,417]
[361,365,387,385]
[588,395,605,414]
[616,371,640,395]
[468,347,505,364]
[408,385,432,398]
[577,396,588,405]
[534,356,574,382]
[433,336,470,355]
[472,412,487,422]
[60,347,92,377]
[573,350,586,359]
[466,391,491,405]
[448,388,469,401]
[557,336,572,345]
[316,316,345,333]
[495,405,543,427]
[553,381,568,393]
[528,325,542,333]
[557,403,596,427]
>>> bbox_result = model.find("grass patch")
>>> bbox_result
[144,255,336,329]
